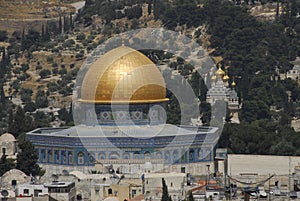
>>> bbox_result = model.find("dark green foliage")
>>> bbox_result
[24,102,37,113]
[35,90,49,108]
[166,93,181,125]
[76,33,86,41]
[188,191,194,201]
[16,140,43,176]
[220,121,300,156]
[0,30,8,41]
[200,102,211,126]
[39,69,51,79]
[189,72,208,102]
[59,16,63,34]
[0,153,15,176]
[20,88,33,103]
[161,178,172,201]
[8,106,25,137]
[33,111,50,128]
[22,29,41,51]
[125,5,142,19]
[58,106,73,125]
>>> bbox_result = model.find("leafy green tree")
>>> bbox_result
[200,102,211,125]
[0,152,15,176]
[167,93,181,125]
[34,111,50,128]
[24,102,37,113]
[35,90,49,108]
[76,33,86,41]
[9,106,25,137]
[20,88,33,103]
[16,140,43,176]
[0,30,8,41]
[39,69,51,79]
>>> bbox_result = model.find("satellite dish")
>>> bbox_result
[1,190,9,197]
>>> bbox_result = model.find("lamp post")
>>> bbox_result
[206,164,210,189]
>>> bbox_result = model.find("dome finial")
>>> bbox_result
[231,77,236,87]
[121,34,125,46]
[223,66,230,82]
[215,63,225,77]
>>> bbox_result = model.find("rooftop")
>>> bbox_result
[27,124,218,138]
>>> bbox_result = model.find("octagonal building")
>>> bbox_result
[26,45,219,175]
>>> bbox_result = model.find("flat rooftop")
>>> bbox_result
[27,124,219,138]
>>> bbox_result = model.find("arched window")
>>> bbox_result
[54,150,59,163]
[189,149,195,162]
[165,151,170,163]
[109,152,120,160]
[173,150,179,163]
[122,153,130,159]
[134,151,140,159]
[144,151,151,159]
[78,152,85,165]
[68,152,73,164]
[99,152,106,160]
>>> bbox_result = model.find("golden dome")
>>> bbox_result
[215,67,225,77]
[223,74,229,81]
[231,81,236,87]
[211,75,217,81]
[80,46,168,104]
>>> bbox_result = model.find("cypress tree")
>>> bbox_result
[21,29,26,51]
[70,13,74,30]
[0,85,5,105]
[9,106,25,137]
[41,24,45,42]
[188,191,194,201]
[59,15,63,34]
[276,0,280,19]
[63,15,69,33]
[45,22,50,41]
[161,178,172,201]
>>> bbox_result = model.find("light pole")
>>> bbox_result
[206,164,210,189]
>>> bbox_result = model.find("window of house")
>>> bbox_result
[108,188,113,195]
[23,189,29,194]
[2,147,6,155]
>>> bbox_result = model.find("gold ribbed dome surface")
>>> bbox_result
[80,46,168,104]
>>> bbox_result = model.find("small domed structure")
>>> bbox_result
[0,133,16,142]
[0,133,17,158]
[1,169,30,188]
